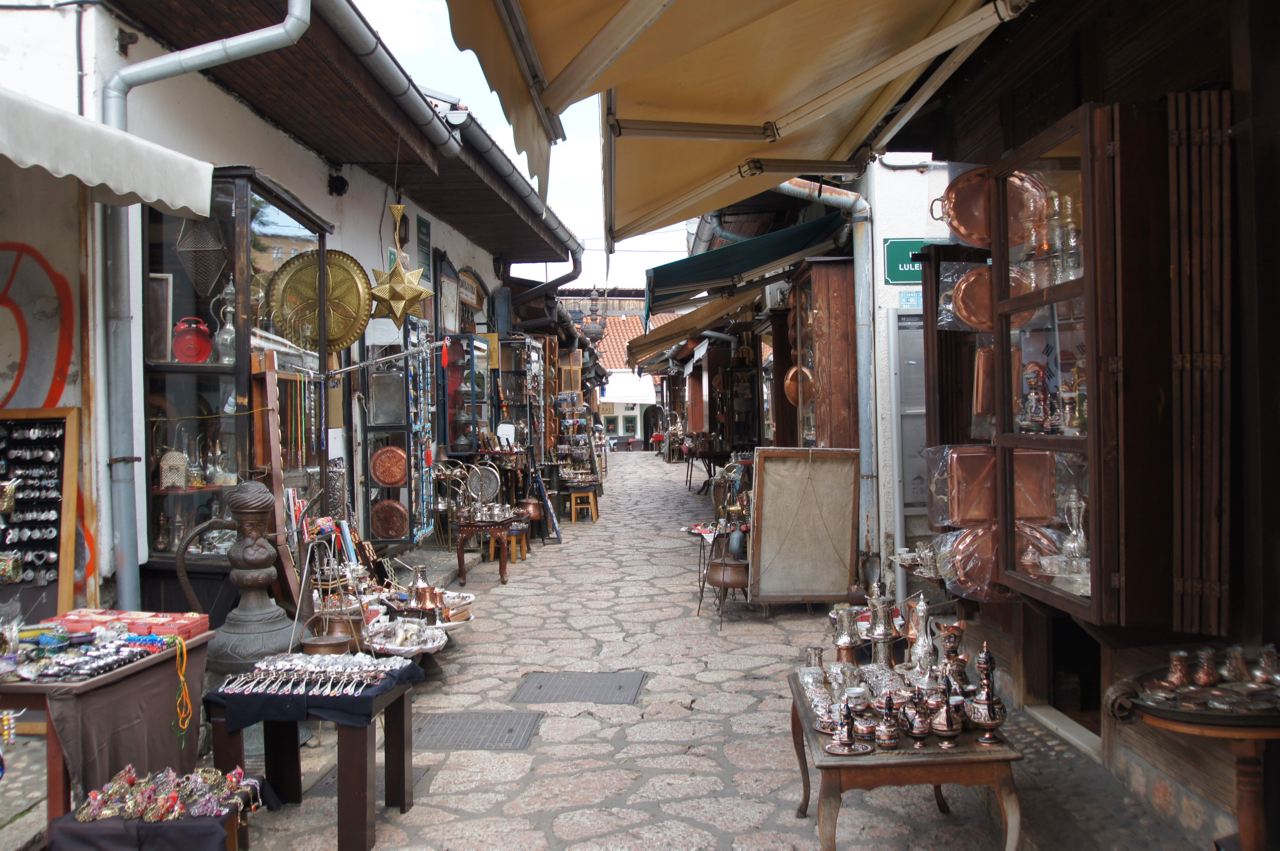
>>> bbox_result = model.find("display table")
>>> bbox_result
[0,631,213,827]
[452,514,525,586]
[205,664,422,851]
[691,450,732,495]
[1135,714,1279,851]
[787,673,1023,851]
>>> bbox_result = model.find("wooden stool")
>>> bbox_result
[489,524,529,561]
[569,489,598,523]
[704,556,749,630]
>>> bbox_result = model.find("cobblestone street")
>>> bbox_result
[236,453,1197,850]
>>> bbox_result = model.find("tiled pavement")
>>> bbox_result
[0,452,1205,850]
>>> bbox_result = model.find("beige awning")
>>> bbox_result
[445,0,1002,240]
[626,287,760,367]
[0,85,212,218]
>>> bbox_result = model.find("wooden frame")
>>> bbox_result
[0,407,79,617]
[749,447,858,603]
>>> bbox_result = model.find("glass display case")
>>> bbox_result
[988,103,1171,625]
[441,335,490,456]
[496,336,545,462]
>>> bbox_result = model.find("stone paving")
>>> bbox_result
[0,452,1207,851]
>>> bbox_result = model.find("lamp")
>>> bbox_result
[581,284,606,342]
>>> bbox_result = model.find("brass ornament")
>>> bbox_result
[371,205,431,328]
[268,249,373,353]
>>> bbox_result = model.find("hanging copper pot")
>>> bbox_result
[783,365,813,406]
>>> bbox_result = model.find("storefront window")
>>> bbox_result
[623,416,637,435]
[1008,299,1087,436]
[605,417,618,435]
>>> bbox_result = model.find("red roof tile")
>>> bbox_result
[596,313,678,371]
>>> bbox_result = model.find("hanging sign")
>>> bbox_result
[883,238,929,286]
[458,271,483,308]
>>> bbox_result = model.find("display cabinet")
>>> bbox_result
[141,167,333,621]
[496,336,546,462]
[986,103,1171,626]
[441,335,490,456]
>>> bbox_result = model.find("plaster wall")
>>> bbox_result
[852,154,965,556]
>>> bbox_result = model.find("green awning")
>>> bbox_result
[645,212,845,317]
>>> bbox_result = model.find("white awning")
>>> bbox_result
[0,86,212,219]
[602,370,656,405]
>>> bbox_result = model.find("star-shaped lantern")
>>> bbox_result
[371,204,431,327]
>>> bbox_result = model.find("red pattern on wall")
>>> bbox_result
[0,242,75,408]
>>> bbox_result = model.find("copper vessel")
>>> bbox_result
[1193,648,1221,687]
[1159,650,1191,688]
[930,167,1045,249]
[783,365,814,406]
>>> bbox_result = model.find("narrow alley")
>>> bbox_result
[237,453,1203,851]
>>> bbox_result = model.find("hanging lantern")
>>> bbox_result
[580,286,606,342]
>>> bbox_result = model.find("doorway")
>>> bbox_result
[643,405,663,444]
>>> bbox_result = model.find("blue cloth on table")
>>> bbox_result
[204,662,424,733]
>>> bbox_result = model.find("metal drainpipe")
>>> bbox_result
[100,0,312,609]
[689,211,748,256]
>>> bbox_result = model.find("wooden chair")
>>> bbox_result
[568,488,598,523]
[703,556,749,630]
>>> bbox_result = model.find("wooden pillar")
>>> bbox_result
[809,258,858,449]
[771,312,797,447]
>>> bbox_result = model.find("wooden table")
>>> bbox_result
[208,683,413,851]
[1136,713,1280,851]
[787,673,1023,851]
[452,517,515,586]
[0,630,213,828]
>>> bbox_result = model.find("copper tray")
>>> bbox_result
[972,346,1023,417]
[370,498,409,539]
[784,365,813,407]
[1013,450,1055,522]
[1119,667,1280,728]
[947,445,995,525]
[950,266,1037,332]
[370,445,409,488]
[268,249,373,353]
[931,167,1045,249]
[952,522,998,587]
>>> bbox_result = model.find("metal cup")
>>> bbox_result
[805,646,825,669]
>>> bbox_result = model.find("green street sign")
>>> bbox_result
[884,238,929,285]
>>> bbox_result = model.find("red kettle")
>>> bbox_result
[172,317,213,363]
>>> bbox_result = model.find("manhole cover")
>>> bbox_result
[412,712,542,750]
[511,672,646,705]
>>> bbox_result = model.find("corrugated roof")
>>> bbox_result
[598,313,677,370]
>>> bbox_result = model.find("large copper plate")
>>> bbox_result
[268,249,373,353]
[370,498,409,539]
[370,445,409,488]
[931,167,1045,248]
[951,266,1036,332]
[783,365,813,406]
[1013,450,1055,521]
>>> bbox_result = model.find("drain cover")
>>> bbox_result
[310,764,428,798]
[511,672,646,705]
[412,712,542,750]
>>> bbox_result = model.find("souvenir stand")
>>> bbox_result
[142,166,344,620]
[919,104,1176,722]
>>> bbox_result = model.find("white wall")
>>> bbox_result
[853,154,962,555]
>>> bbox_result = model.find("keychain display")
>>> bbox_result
[219,652,411,697]
[74,764,262,824]
[0,417,69,597]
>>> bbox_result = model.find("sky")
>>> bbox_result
[357,0,689,294]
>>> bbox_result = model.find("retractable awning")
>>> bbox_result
[646,212,844,313]
[444,0,1023,240]
[0,86,212,218]
[626,287,760,367]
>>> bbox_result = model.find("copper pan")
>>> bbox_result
[783,366,814,406]
[930,167,1045,249]
[945,266,1037,332]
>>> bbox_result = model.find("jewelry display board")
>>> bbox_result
[749,447,858,603]
[0,407,79,619]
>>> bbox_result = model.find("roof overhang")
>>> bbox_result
[0,85,212,218]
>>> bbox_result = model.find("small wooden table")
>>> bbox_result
[452,517,517,586]
[787,673,1023,851]
[0,630,213,828]
[208,683,413,851]
[1135,713,1280,851]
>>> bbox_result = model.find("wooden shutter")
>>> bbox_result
[1169,91,1232,635]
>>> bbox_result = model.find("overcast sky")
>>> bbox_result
[358,0,689,294]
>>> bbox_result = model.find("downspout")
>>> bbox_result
[100,0,312,609]
[689,211,748,256]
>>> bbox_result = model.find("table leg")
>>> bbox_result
[995,764,1021,851]
[456,538,467,586]
[790,700,810,818]
[817,769,840,851]
[44,710,70,823]
[1231,739,1265,851]
[932,785,950,814]
[498,533,509,584]
[263,720,302,805]
[337,722,376,851]
[210,716,250,850]
[384,691,413,814]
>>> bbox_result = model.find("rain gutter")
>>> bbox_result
[688,211,750,256]
[100,0,312,609]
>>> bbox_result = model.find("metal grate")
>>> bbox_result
[510,672,646,705]
[309,764,428,798]
[412,712,542,750]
